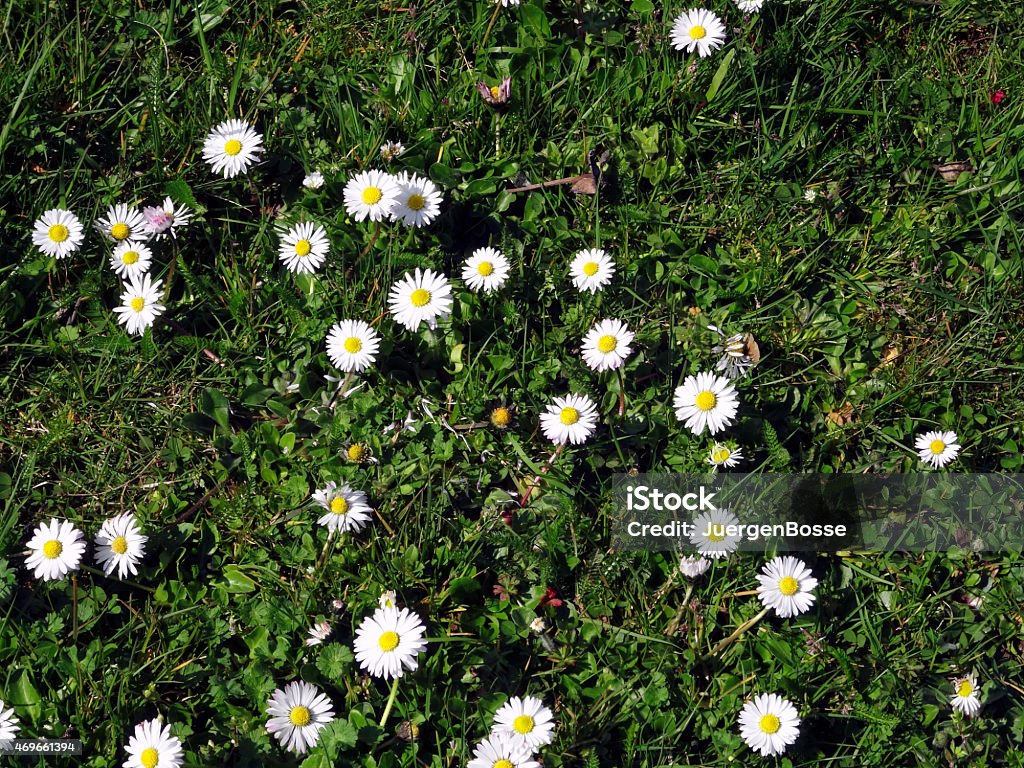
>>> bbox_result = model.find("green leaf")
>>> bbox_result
[10,670,41,723]
[705,48,735,103]
[631,0,655,13]
[315,644,355,679]
[318,718,359,752]
[218,564,257,593]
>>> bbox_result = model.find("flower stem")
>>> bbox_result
[478,0,503,52]
[519,443,565,507]
[379,676,401,728]
[616,368,626,417]
[358,222,382,261]
[705,606,770,659]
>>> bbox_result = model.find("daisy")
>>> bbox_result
[462,247,511,293]
[689,507,742,558]
[202,119,264,178]
[707,442,743,469]
[581,318,634,372]
[109,240,153,280]
[278,222,330,274]
[915,430,961,469]
[569,248,615,293]
[738,693,801,757]
[326,320,380,373]
[95,203,151,243]
[123,718,183,768]
[25,518,86,581]
[756,556,818,618]
[679,555,712,579]
[353,606,428,679]
[113,274,166,336]
[673,371,740,435]
[490,405,514,429]
[709,325,758,379]
[0,700,19,741]
[390,171,442,228]
[670,9,727,58]
[379,141,405,162]
[539,393,599,445]
[388,268,453,332]
[950,673,982,717]
[734,0,764,11]
[495,0,522,6]
[305,621,332,647]
[477,77,512,106]
[31,209,84,259]
[492,695,556,752]
[142,197,192,240]
[343,169,400,222]
[302,171,325,190]
[378,590,397,610]
[344,442,377,464]
[94,513,147,579]
[468,733,539,768]
[266,681,335,754]
[312,481,373,535]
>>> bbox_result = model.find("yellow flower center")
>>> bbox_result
[361,186,383,205]
[344,337,362,353]
[111,222,130,240]
[582,261,599,276]
[130,297,146,312]
[494,761,514,768]
[559,407,579,425]
[512,714,534,734]
[706,525,725,543]
[490,86,501,100]
[43,540,63,559]
[694,391,717,411]
[778,576,799,596]
[957,679,973,697]
[477,261,494,276]
[491,407,512,427]
[111,536,128,554]
[122,250,140,265]
[48,224,69,242]
[140,747,159,768]
[294,239,312,257]
[690,25,707,39]
[597,335,617,353]
[378,630,400,652]
[224,138,243,156]
[330,497,349,515]
[347,444,367,462]
[289,705,311,727]
[712,447,731,464]
[930,439,946,455]
[407,193,426,211]
[410,288,431,307]
[759,714,781,734]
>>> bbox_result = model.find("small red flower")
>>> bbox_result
[539,587,563,608]
[991,89,1006,105]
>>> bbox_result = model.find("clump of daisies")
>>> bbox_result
[539,394,598,446]
[312,481,373,535]
[462,247,511,293]
[756,556,818,618]
[94,513,147,579]
[203,119,264,178]
[25,518,86,581]
[278,221,330,274]
[569,248,615,293]
[114,274,166,336]
[950,673,981,717]
[674,372,740,435]
[353,604,428,679]
[388,268,453,332]
[266,681,335,754]
[670,9,727,58]
[915,429,961,469]
[123,718,183,768]
[32,209,84,259]
[581,319,634,372]
[738,693,801,756]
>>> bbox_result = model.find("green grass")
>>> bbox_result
[2,0,1024,765]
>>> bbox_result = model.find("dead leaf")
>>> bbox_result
[933,161,974,182]
[826,402,855,427]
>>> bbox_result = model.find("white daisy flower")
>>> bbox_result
[467,733,539,768]
[94,513,147,579]
[569,248,615,293]
[496,0,522,5]
[123,718,183,768]
[915,430,961,469]
[673,371,740,435]
[492,695,556,752]
[353,606,428,680]
[709,325,758,379]
[142,197,192,240]
[113,274,166,336]
[278,222,330,274]
[109,240,153,280]
[734,0,764,12]
[378,590,397,610]
[326,320,380,373]
[670,9,727,58]
[581,318,634,372]
[343,170,400,222]
[950,673,982,717]
[390,171,442,228]
[95,203,151,243]
[312,481,373,535]
[202,119,264,178]
[529,617,547,634]
[707,442,743,468]
[0,700,20,741]
[689,507,742,559]
[738,693,801,757]
[679,555,712,579]
[756,556,818,618]
[305,621,332,647]
[31,209,84,259]
[379,141,405,162]
[25,518,86,581]
[388,268,453,332]
[462,247,511,293]
[539,393,599,445]
[302,171,325,190]
[265,681,335,754]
